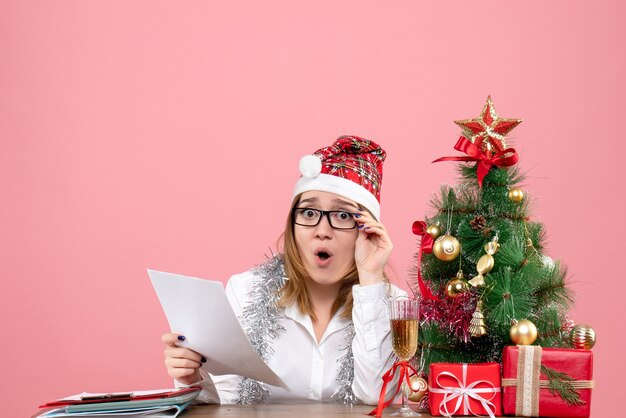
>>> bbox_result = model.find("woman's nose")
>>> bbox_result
[314,214,333,238]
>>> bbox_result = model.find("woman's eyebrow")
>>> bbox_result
[299,197,357,209]
[299,197,318,205]
[332,198,358,209]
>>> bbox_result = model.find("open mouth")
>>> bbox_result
[314,248,333,263]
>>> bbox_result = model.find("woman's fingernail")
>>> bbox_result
[358,224,365,229]
[177,336,186,341]
[353,213,361,218]
[201,356,207,363]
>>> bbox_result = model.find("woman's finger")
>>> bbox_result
[165,356,202,369]
[355,215,386,229]
[161,333,186,346]
[164,346,204,363]
[359,225,392,243]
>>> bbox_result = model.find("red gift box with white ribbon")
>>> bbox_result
[429,362,502,418]
[502,346,594,417]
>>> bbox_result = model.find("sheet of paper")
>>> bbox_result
[148,269,287,389]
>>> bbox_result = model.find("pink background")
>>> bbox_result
[2,1,623,416]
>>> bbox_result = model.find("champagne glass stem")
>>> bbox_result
[401,380,407,410]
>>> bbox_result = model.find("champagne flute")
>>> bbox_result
[389,298,420,417]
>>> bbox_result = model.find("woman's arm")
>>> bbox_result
[351,282,406,405]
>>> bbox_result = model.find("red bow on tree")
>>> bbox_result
[412,221,441,302]
[433,136,519,187]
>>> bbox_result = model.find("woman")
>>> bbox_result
[161,136,405,404]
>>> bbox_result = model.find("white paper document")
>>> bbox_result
[148,269,287,389]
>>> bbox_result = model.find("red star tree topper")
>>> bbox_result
[454,96,522,155]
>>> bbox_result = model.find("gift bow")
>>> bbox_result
[368,361,418,418]
[429,363,500,418]
[433,136,519,187]
[411,221,441,301]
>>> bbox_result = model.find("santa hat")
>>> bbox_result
[292,135,386,220]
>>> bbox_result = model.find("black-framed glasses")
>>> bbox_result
[292,207,358,230]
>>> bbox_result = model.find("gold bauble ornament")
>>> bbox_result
[510,319,538,345]
[407,375,428,402]
[433,234,461,261]
[508,188,525,203]
[570,324,596,350]
[426,224,442,239]
[445,271,469,299]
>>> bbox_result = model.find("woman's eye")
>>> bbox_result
[304,210,316,218]
[338,212,350,220]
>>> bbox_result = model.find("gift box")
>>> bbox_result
[502,346,594,417]
[429,362,502,417]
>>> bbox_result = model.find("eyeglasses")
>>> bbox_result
[292,208,358,230]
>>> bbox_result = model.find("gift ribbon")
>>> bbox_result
[411,221,441,301]
[429,363,500,418]
[501,379,595,389]
[433,136,519,187]
[515,346,542,417]
[367,361,418,418]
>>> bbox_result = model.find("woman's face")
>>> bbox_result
[293,190,359,287]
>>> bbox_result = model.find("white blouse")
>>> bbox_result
[176,269,406,404]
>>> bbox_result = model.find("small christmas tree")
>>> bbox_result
[410,96,574,373]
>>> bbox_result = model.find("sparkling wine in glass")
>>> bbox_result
[389,299,420,417]
[391,318,418,361]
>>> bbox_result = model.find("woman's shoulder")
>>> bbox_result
[388,283,408,298]
[228,254,285,284]
[225,259,286,316]
[223,269,258,313]
[225,256,286,300]
[225,269,257,296]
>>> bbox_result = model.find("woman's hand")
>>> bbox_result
[162,333,205,385]
[353,210,393,286]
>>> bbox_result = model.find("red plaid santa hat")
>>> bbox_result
[292,136,386,220]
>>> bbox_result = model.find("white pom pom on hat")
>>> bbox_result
[299,154,322,178]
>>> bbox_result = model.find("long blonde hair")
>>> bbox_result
[277,194,359,321]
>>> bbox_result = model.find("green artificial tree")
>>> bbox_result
[410,96,575,376]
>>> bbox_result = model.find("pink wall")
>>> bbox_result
[2,1,623,416]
